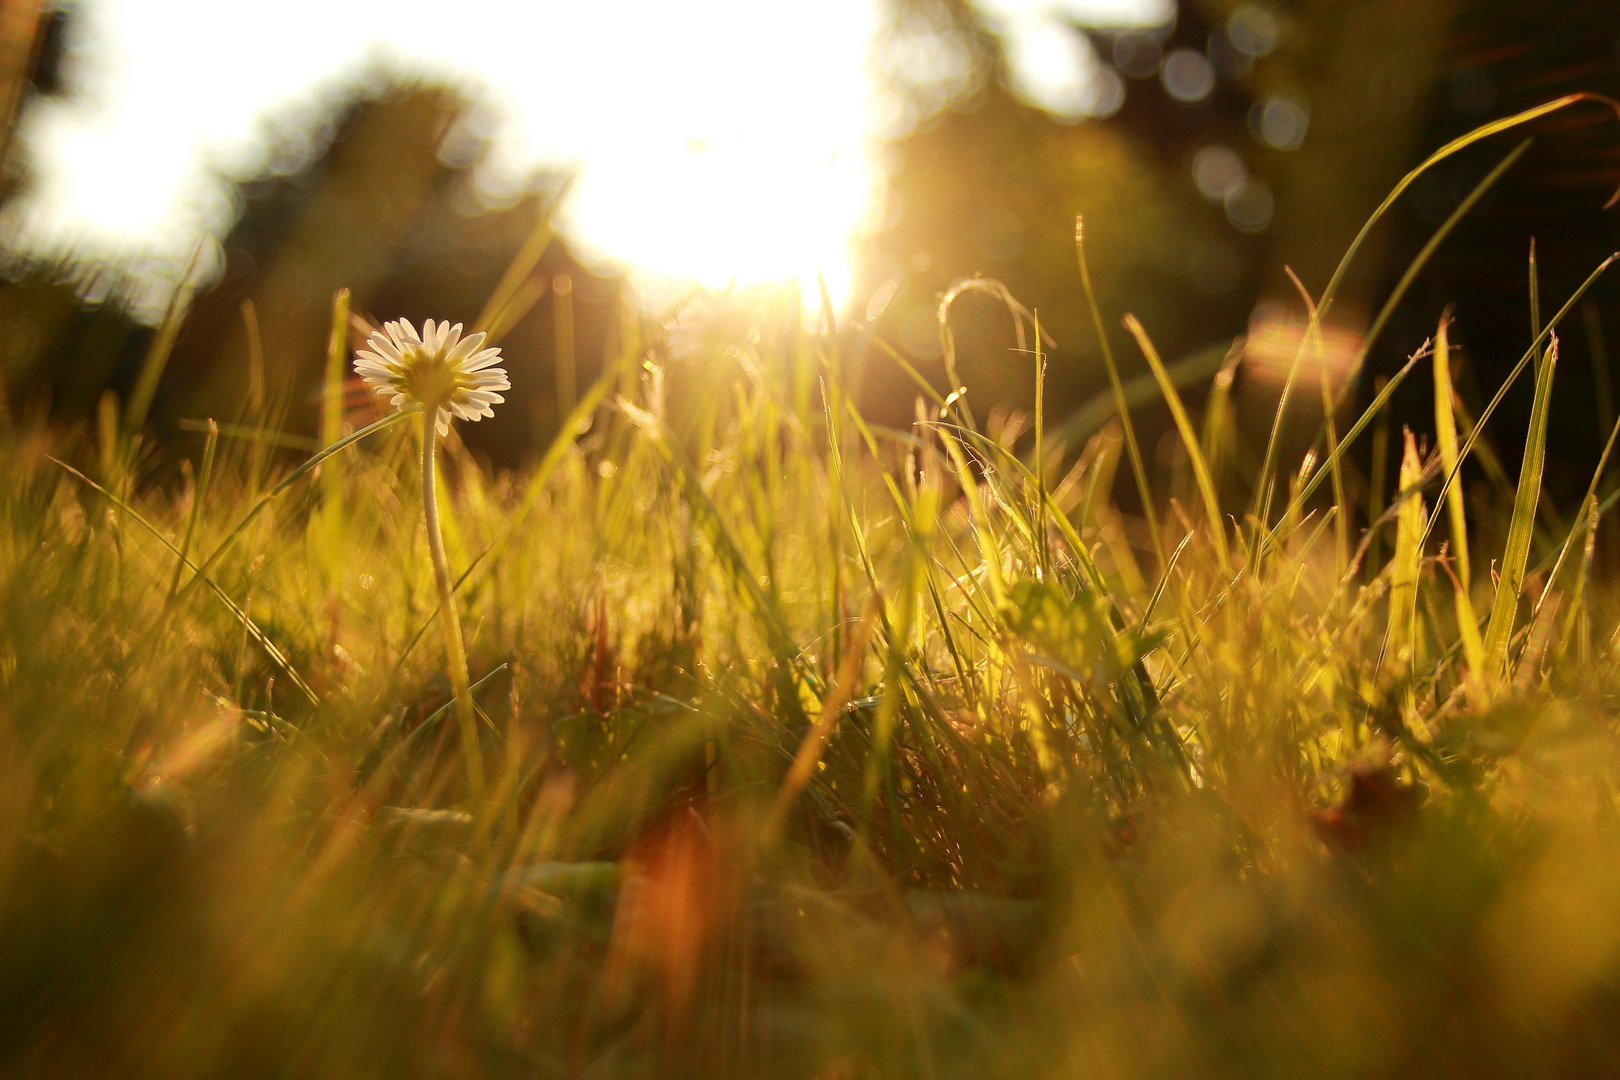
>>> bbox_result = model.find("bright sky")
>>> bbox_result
[4,0,1164,315]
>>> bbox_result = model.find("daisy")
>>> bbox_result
[355,318,510,436]
[356,316,508,803]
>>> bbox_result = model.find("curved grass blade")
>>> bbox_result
[1533,408,1620,622]
[174,408,418,611]
[1281,267,1350,575]
[1262,140,1532,554]
[1417,255,1619,555]
[51,457,320,707]
[1316,94,1620,324]
[393,663,510,753]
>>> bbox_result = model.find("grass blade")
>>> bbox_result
[124,247,201,439]
[1263,139,1532,557]
[1482,333,1559,686]
[320,288,350,488]
[51,457,319,706]
[1077,217,1164,566]
[1433,314,1485,677]
[1533,407,1620,622]
[1554,494,1601,671]
[166,419,217,604]
[174,408,418,611]
[1418,255,1619,554]
[1385,429,1424,669]
[474,182,566,335]
[1315,94,1620,324]
[1283,267,1349,576]
[1529,238,1541,342]
[1124,314,1229,571]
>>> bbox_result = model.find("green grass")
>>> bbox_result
[7,101,1620,1078]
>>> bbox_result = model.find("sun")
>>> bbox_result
[8,0,888,311]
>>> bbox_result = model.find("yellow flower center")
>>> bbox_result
[401,348,463,408]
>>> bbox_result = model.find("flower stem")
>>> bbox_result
[422,410,486,802]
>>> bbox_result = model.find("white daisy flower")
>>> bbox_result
[354,317,510,436]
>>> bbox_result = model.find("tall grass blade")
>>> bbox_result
[175,408,418,611]
[474,183,565,334]
[124,248,201,439]
[1077,217,1163,565]
[1432,316,1470,589]
[1533,406,1620,621]
[1432,314,1484,678]
[1337,139,1531,445]
[321,289,350,453]
[320,288,350,511]
[484,274,548,345]
[1252,265,1324,529]
[1263,152,1537,555]
[1283,267,1348,575]
[1418,256,1619,553]
[1316,94,1620,324]
[1367,381,1391,577]
[1200,339,1243,485]
[1124,314,1229,571]
[96,389,120,482]
[1386,429,1424,669]
[1482,333,1559,686]
[1529,238,1541,342]
[167,419,217,603]
[553,273,576,420]
[241,298,268,491]
[51,457,319,706]
[1033,310,1050,576]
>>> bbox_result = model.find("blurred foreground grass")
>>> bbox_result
[7,102,1620,1079]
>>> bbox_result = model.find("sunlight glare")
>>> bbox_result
[4,0,1165,311]
[5,0,883,307]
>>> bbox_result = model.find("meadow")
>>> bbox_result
[5,98,1620,1079]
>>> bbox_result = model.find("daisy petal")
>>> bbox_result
[446,336,481,365]
[461,348,505,371]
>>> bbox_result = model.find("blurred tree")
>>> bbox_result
[160,81,621,469]
[0,24,623,469]
[2,0,1618,502]
[857,0,1263,445]
[858,0,1620,509]
[0,2,153,425]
